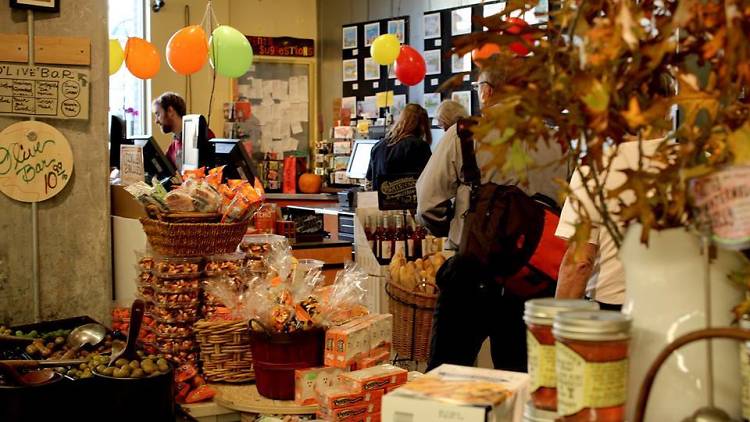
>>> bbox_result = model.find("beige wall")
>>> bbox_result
[0,1,111,325]
[149,0,318,150]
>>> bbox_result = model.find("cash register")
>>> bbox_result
[338,139,378,209]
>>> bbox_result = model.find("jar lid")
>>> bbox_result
[524,298,599,326]
[553,310,632,342]
[523,401,557,422]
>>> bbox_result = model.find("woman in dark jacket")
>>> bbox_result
[366,103,432,190]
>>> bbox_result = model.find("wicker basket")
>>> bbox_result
[194,320,254,383]
[385,279,438,362]
[140,218,249,257]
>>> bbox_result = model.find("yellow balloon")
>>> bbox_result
[370,34,400,65]
[109,39,124,75]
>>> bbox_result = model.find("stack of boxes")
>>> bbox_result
[324,314,393,371]
[317,364,408,422]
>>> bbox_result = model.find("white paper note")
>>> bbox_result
[276,80,289,101]
[249,78,263,99]
[288,76,299,101]
[262,80,274,99]
[271,119,283,139]
[291,121,304,134]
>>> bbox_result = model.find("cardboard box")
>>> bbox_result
[367,314,392,351]
[318,403,381,421]
[381,364,530,422]
[294,367,345,406]
[321,388,384,410]
[325,316,372,369]
[317,412,381,422]
[339,364,408,392]
[357,347,391,369]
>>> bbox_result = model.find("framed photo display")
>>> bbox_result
[342,26,357,49]
[387,19,406,43]
[424,13,441,39]
[10,0,59,12]
[424,50,441,75]
[364,22,380,47]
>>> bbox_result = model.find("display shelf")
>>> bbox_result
[214,384,317,415]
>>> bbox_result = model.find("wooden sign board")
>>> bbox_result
[0,63,90,120]
[246,36,315,57]
[120,145,144,186]
[0,120,74,202]
[377,174,418,211]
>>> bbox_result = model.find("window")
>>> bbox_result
[108,0,149,137]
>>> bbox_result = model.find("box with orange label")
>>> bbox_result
[368,314,392,351]
[339,364,408,392]
[321,387,384,410]
[325,316,372,369]
[318,403,381,421]
[357,348,391,370]
[294,366,344,405]
[316,411,381,422]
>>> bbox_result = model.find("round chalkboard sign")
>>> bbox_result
[0,120,74,202]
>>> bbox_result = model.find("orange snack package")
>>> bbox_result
[206,166,224,189]
[183,167,206,181]
[339,364,408,392]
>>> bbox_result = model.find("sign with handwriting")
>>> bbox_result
[0,64,90,120]
[246,36,315,57]
[0,120,74,202]
[377,173,418,211]
[120,144,144,186]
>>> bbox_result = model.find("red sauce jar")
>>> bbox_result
[524,299,599,412]
[553,311,632,422]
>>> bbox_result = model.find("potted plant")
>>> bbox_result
[449,0,750,418]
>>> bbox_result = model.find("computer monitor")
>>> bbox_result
[109,115,127,169]
[222,140,259,183]
[129,135,177,188]
[181,114,213,169]
[346,139,378,179]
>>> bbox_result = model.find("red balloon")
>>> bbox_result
[394,45,426,86]
[505,17,533,56]
[472,43,502,65]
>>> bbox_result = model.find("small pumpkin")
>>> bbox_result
[298,173,322,194]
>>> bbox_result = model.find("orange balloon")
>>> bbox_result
[472,43,502,64]
[166,25,209,75]
[125,37,161,80]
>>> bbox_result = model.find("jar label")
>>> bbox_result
[556,342,628,416]
[381,242,392,260]
[741,347,750,419]
[527,330,556,391]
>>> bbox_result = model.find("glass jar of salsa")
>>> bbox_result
[553,311,632,422]
[524,298,599,411]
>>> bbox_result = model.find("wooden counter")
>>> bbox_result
[290,238,353,284]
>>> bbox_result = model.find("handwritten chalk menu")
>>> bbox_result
[0,64,90,120]
[0,121,74,202]
[377,174,418,211]
[120,145,144,186]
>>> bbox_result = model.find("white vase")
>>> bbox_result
[621,224,744,421]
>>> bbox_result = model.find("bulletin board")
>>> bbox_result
[232,57,316,162]
[341,16,410,122]
[421,0,549,121]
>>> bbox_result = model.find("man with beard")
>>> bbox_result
[152,92,215,171]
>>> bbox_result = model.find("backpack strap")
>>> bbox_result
[457,118,480,187]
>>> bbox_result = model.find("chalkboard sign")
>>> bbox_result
[0,63,90,120]
[0,120,74,202]
[377,173,418,211]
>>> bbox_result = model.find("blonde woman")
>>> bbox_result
[366,104,432,190]
[435,99,469,130]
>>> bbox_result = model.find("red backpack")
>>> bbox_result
[456,119,566,296]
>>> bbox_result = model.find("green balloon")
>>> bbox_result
[209,25,253,78]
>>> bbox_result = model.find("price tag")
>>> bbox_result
[0,120,74,202]
[435,39,442,47]
[352,83,359,90]
[431,78,438,86]
[353,49,359,56]
[373,82,379,89]
[120,145,144,186]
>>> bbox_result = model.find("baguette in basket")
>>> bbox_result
[388,251,444,294]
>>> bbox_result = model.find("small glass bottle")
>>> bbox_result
[373,214,385,261]
[393,215,407,258]
[524,299,600,412]
[553,311,632,422]
[364,215,376,255]
[379,215,393,263]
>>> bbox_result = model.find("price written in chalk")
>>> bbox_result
[0,120,74,202]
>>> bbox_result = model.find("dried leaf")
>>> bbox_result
[502,139,534,178]
[581,79,610,113]
[728,121,750,165]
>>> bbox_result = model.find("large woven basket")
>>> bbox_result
[385,279,438,362]
[194,319,254,383]
[140,218,249,257]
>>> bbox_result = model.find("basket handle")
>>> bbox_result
[145,204,164,221]
[248,318,272,338]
